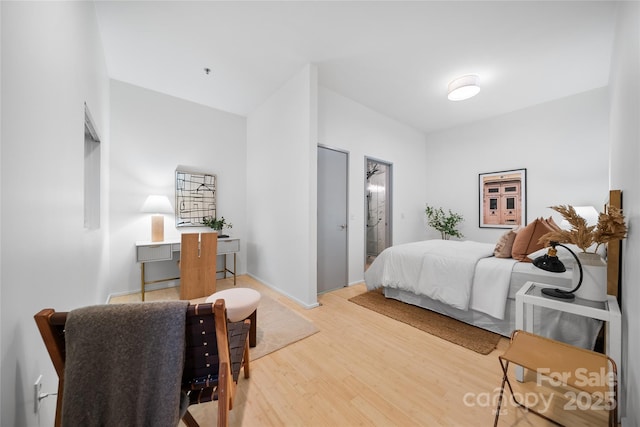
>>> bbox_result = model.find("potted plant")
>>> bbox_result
[425,205,464,240]
[202,216,233,238]
[539,204,627,301]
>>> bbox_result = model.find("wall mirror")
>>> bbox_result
[175,166,216,227]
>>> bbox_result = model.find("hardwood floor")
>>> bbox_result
[135,276,610,426]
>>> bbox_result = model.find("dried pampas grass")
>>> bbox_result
[539,205,627,253]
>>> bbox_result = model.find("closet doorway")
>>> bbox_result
[365,158,392,269]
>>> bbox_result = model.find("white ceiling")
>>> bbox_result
[94,1,618,134]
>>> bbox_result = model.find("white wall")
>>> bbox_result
[608,2,640,424]
[0,3,3,417]
[0,2,110,425]
[246,64,318,307]
[0,3,3,416]
[318,87,428,285]
[424,87,610,245]
[109,80,247,295]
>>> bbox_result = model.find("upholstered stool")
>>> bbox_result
[206,288,260,347]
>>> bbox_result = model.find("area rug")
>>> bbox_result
[349,289,500,355]
[248,292,319,360]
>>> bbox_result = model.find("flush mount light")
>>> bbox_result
[447,74,480,101]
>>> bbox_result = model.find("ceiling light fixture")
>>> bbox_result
[447,74,480,101]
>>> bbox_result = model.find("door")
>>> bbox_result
[365,158,392,268]
[317,146,348,294]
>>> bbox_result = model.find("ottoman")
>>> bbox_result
[206,288,261,347]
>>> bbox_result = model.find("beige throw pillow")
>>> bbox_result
[494,229,518,258]
[511,218,556,262]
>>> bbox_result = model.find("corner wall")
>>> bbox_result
[1,3,110,425]
[108,81,247,296]
[318,87,429,285]
[608,2,640,424]
[246,64,318,307]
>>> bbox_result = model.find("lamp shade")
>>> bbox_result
[141,195,173,214]
[447,74,480,101]
[560,206,599,229]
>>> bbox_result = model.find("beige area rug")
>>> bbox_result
[349,289,500,355]
[247,292,319,360]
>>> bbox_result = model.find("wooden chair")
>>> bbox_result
[495,329,617,427]
[181,301,251,427]
[180,232,217,300]
[34,300,250,427]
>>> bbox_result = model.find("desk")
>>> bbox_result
[515,281,622,417]
[136,237,240,300]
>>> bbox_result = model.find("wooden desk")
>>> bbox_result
[136,237,240,300]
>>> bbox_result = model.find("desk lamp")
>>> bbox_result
[141,195,173,242]
[533,241,583,300]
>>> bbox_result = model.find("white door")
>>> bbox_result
[317,146,348,294]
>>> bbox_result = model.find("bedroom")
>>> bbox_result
[1,1,639,426]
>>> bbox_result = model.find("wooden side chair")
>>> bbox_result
[181,301,251,427]
[34,300,250,427]
[180,232,217,300]
[495,329,618,427]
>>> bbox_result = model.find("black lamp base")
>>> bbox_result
[541,287,575,300]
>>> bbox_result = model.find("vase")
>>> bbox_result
[573,252,607,301]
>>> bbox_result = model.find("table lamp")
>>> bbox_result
[141,195,173,242]
[533,241,583,300]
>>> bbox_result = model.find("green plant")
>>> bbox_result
[202,216,233,233]
[425,205,464,240]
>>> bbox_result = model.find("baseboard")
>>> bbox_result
[246,273,320,310]
[105,281,179,304]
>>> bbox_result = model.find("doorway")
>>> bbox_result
[365,158,392,269]
[317,146,349,294]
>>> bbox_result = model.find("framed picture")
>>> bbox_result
[479,168,526,228]
[175,167,216,227]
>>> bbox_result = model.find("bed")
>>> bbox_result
[364,190,623,350]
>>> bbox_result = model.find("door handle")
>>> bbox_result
[339,224,347,230]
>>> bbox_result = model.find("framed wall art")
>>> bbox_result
[175,167,216,227]
[479,168,526,228]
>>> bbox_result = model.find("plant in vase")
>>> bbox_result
[202,216,233,238]
[425,205,464,240]
[538,205,627,301]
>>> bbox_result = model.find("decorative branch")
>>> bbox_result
[538,204,627,253]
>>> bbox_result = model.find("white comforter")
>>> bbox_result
[365,240,516,318]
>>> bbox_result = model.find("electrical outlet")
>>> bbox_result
[33,375,42,413]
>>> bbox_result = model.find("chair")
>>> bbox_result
[180,232,217,300]
[495,329,617,427]
[181,301,251,427]
[34,299,250,427]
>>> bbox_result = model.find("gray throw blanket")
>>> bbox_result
[61,301,189,427]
